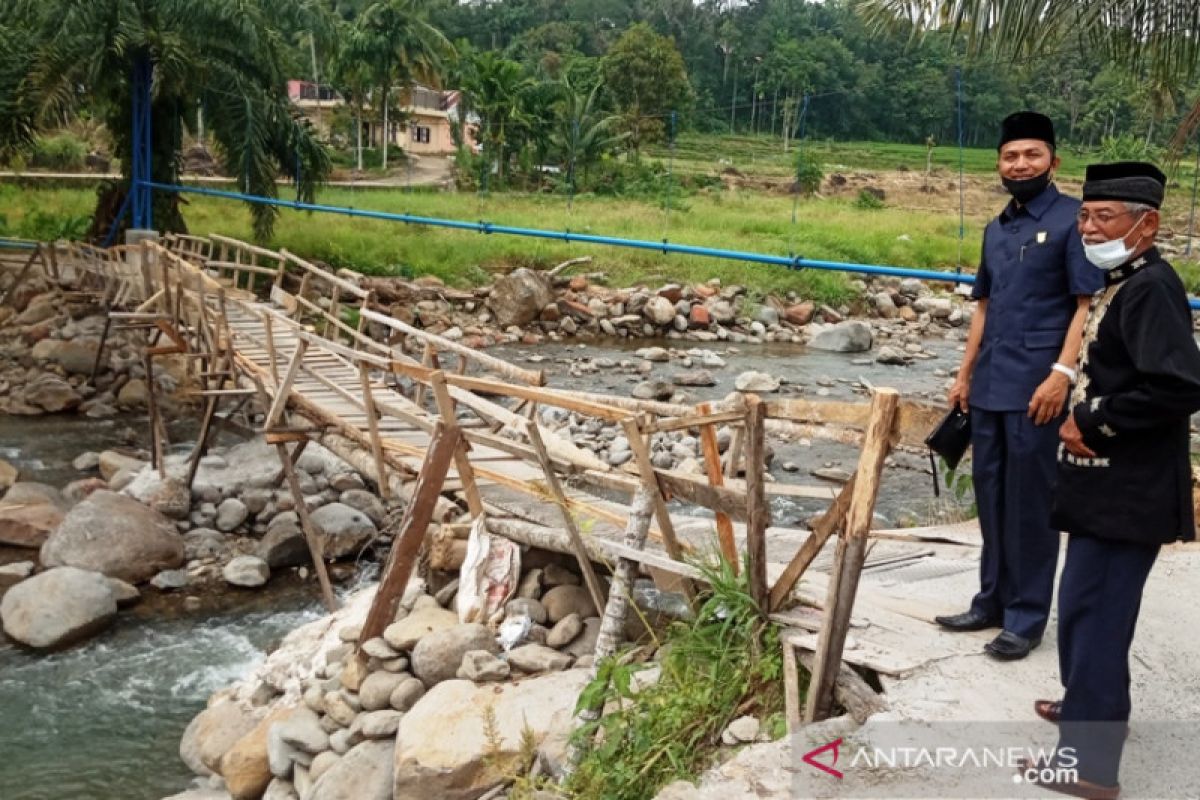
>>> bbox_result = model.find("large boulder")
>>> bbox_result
[0,567,117,649]
[410,623,497,687]
[122,469,192,519]
[807,321,873,353]
[2,482,67,509]
[383,605,458,652]
[309,503,376,560]
[220,706,296,800]
[0,501,64,547]
[257,522,310,569]
[22,374,82,413]
[309,740,392,800]
[488,268,554,328]
[40,490,184,583]
[393,671,590,800]
[0,458,17,493]
[30,337,101,375]
[180,698,261,776]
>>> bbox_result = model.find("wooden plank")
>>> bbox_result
[644,409,746,435]
[430,371,484,517]
[804,388,899,723]
[766,397,943,450]
[743,396,770,611]
[525,420,608,617]
[359,422,461,645]
[446,374,628,422]
[264,340,308,429]
[697,401,738,571]
[358,363,391,501]
[621,417,695,601]
[768,476,856,612]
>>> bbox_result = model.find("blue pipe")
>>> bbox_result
[0,239,38,250]
[144,181,1200,311]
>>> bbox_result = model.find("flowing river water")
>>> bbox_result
[0,335,967,799]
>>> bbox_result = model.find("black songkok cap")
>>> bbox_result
[997,111,1056,151]
[1082,161,1167,209]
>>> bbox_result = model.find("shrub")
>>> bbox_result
[793,147,823,195]
[853,188,886,210]
[30,133,88,171]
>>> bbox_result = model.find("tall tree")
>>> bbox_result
[600,22,691,160]
[0,0,334,241]
[350,0,454,171]
[461,51,538,187]
[552,76,626,185]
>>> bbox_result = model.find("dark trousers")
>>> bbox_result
[1056,533,1160,786]
[968,408,1062,640]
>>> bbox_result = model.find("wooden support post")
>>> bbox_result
[90,314,113,384]
[429,371,484,517]
[143,350,167,477]
[697,402,738,572]
[620,416,695,601]
[0,246,41,307]
[767,476,855,613]
[358,362,390,501]
[263,312,280,388]
[187,395,219,489]
[803,389,899,723]
[724,425,744,478]
[565,486,655,776]
[276,440,338,612]
[413,342,437,406]
[264,340,308,430]
[743,396,770,612]
[358,422,461,645]
[525,420,608,618]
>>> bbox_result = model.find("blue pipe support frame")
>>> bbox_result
[130,57,154,231]
[143,180,1200,311]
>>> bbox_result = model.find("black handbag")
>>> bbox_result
[925,407,971,496]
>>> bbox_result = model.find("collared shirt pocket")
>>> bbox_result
[1023,328,1066,350]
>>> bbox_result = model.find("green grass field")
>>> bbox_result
[0,181,982,305]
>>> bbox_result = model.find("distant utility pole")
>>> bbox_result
[729,60,739,134]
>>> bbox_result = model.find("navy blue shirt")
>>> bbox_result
[970,184,1104,411]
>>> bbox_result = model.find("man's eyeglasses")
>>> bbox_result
[1076,209,1137,225]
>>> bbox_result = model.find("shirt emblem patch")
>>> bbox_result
[1036,231,1047,244]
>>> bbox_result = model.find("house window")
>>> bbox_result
[412,126,431,145]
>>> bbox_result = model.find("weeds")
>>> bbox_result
[563,556,788,800]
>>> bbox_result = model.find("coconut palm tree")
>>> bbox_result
[0,0,339,242]
[552,77,627,188]
[853,1,1200,152]
[348,0,454,171]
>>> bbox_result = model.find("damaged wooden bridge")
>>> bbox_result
[3,233,981,724]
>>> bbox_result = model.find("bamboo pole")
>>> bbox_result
[430,371,484,517]
[358,363,390,501]
[743,396,770,611]
[697,402,738,571]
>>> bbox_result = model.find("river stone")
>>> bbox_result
[115,378,147,408]
[40,490,183,583]
[257,522,309,569]
[411,623,497,687]
[323,692,358,727]
[220,706,296,800]
[488,268,553,328]
[98,451,147,482]
[632,380,674,401]
[309,750,340,782]
[359,670,408,711]
[876,345,910,366]
[267,721,302,779]
[151,569,190,590]
[2,483,65,510]
[808,321,873,353]
[505,597,547,625]
[223,556,270,588]
[31,337,101,375]
[0,459,17,492]
[360,636,399,661]
[309,739,393,800]
[329,472,365,493]
[546,613,584,649]
[309,503,376,560]
[0,501,64,547]
[542,564,580,587]
[734,371,780,393]
[393,671,589,800]
[107,578,140,606]
[185,528,227,561]
[542,585,597,623]
[62,477,108,506]
[23,374,82,412]
[179,697,260,776]
[0,561,34,593]
[328,728,353,755]
[508,643,573,673]
[564,617,602,659]
[389,676,426,712]
[122,470,192,520]
[0,567,117,649]
[276,706,329,755]
[262,779,298,800]
[640,297,674,327]
[338,489,385,526]
[382,606,458,652]
[722,714,761,745]
[216,498,250,532]
[358,709,403,738]
[672,369,716,387]
[517,568,543,600]
[457,649,510,682]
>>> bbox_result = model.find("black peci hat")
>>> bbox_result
[997,111,1056,151]
[1082,161,1167,209]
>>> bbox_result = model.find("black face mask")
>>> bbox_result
[1002,169,1052,204]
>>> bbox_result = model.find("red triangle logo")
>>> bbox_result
[802,737,844,779]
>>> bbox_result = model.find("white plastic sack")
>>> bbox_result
[456,514,520,626]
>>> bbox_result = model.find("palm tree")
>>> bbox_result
[551,78,627,189]
[852,1,1200,153]
[0,0,336,241]
[461,52,538,188]
[349,0,454,171]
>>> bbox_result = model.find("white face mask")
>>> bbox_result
[1081,214,1147,271]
